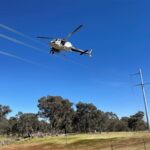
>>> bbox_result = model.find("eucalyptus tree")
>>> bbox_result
[38,96,74,134]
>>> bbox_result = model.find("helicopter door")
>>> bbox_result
[61,40,66,46]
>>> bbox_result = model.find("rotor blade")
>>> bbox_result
[36,36,54,39]
[65,24,83,40]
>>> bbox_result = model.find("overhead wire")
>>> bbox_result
[0,24,48,47]
[0,33,88,68]
[0,34,48,54]
[56,53,88,69]
[0,24,89,68]
[0,50,49,69]
[1,24,137,113]
[129,73,137,99]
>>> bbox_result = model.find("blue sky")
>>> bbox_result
[0,0,150,118]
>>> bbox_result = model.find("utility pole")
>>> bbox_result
[133,68,150,130]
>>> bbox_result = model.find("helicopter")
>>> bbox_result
[37,25,92,57]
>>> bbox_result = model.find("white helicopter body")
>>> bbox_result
[50,39,72,50]
[37,25,92,56]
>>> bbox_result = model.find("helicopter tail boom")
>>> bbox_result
[71,47,92,57]
[80,49,92,57]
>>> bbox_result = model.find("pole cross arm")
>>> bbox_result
[134,83,150,87]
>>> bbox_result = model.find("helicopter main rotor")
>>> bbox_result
[65,24,83,40]
[36,24,83,41]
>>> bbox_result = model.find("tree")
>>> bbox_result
[128,111,146,131]
[38,96,74,134]
[0,117,9,135]
[104,112,119,131]
[0,104,11,135]
[16,113,39,136]
[119,117,130,131]
[74,102,101,133]
[0,105,11,118]
[38,120,50,133]
[8,116,18,135]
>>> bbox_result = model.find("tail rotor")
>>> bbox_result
[80,49,92,57]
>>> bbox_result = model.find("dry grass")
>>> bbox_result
[1,132,150,150]
[0,136,8,142]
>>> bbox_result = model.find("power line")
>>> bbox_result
[0,34,48,54]
[132,68,150,130]
[0,49,49,69]
[0,24,48,47]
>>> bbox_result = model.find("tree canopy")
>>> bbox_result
[0,95,147,136]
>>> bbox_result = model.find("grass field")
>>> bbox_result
[1,132,150,150]
[0,136,8,142]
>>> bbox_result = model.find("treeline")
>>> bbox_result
[0,95,147,136]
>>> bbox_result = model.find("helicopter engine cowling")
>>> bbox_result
[63,41,72,50]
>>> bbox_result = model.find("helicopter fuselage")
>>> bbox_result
[50,39,72,51]
[37,25,92,56]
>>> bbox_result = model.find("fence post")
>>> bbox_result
[111,144,114,150]
[143,139,147,150]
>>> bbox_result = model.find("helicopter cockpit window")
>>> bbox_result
[61,40,66,45]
